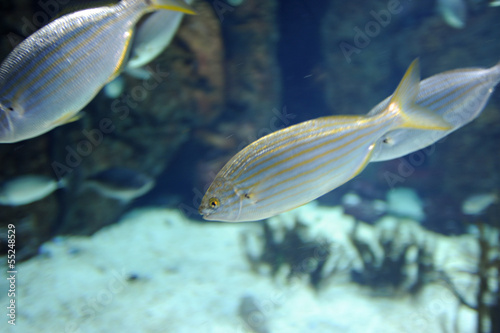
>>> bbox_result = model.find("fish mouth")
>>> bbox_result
[200,212,216,221]
[198,205,211,220]
[198,206,206,217]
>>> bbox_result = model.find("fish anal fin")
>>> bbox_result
[52,112,83,126]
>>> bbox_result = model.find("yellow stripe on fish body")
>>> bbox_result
[0,0,194,143]
[199,59,451,222]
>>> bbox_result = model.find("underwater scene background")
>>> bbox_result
[0,0,499,332]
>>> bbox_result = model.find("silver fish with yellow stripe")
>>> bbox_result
[0,0,194,143]
[199,59,451,222]
[370,60,500,161]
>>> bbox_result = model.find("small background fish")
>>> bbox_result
[462,192,498,215]
[83,167,155,202]
[0,175,64,206]
[126,0,194,71]
[437,0,467,28]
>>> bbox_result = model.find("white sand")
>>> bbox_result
[0,206,478,332]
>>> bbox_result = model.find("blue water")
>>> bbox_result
[0,0,499,331]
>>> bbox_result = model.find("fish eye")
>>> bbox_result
[209,197,220,210]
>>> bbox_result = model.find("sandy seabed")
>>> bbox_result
[1,206,477,333]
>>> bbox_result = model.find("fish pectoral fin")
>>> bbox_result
[151,0,197,15]
[381,135,395,146]
[242,191,258,204]
[234,186,258,204]
[52,112,84,126]
[390,58,452,131]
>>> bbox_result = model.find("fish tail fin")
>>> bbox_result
[388,58,452,131]
[149,0,196,14]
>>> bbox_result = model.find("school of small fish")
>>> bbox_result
[0,0,498,221]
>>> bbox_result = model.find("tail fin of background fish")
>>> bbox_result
[388,58,452,131]
[147,0,196,14]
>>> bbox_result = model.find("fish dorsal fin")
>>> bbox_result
[389,58,452,131]
[392,58,421,108]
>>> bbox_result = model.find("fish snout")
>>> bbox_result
[198,199,214,219]
[198,204,208,218]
